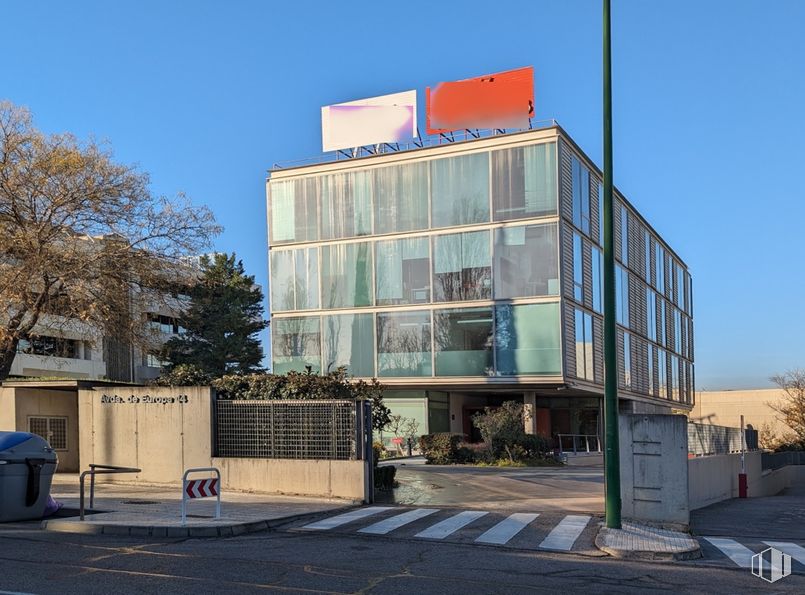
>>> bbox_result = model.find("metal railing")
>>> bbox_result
[79,464,141,520]
[687,422,758,457]
[215,399,357,460]
[270,120,559,170]
[556,434,601,455]
[762,451,805,471]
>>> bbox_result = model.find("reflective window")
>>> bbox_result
[431,153,490,227]
[620,204,629,266]
[575,309,593,380]
[434,307,493,376]
[322,313,374,377]
[320,242,373,308]
[433,230,491,302]
[616,265,629,327]
[375,237,430,305]
[676,264,685,307]
[644,230,651,283]
[495,303,561,376]
[656,243,665,294]
[647,289,657,341]
[270,247,319,312]
[597,180,604,246]
[493,224,558,299]
[572,156,590,234]
[374,162,429,234]
[320,171,372,239]
[657,296,666,347]
[491,143,557,221]
[647,344,655,396]
[377,311,432,377]
[674,308,682,354]
[269,178,319,244]
[622,332,632,389]
[592,246,602,313]
[671,354,679,401]
[658,348,667,399]
[573,232,584,302]
[272,317,321,374]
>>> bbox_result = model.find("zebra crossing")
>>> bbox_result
[701,536,805,572]
[296,506,595,552]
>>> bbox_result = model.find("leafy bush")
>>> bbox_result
[150,364,211,387]
[374,465,397,491]
[473,401,552,463]
[419,433,463,465]
[211,367,391,432]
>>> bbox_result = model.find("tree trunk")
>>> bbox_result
[0,337,19,382]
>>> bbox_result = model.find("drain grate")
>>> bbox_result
[122,500,160,505]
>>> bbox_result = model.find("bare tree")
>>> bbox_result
[769,369,805,448]
[0,101,220,380]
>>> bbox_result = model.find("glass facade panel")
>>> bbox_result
[269,178,318,244]
[592,246,602,313]
[656,244,665,294]
[620,204,629,266]
[572,156,590,234]
[322,313,374,377]
[377,311,432,377]
[433,230,491,302]
[493,224,558,299]
[434,307,493,376]
[270,247,319,311]
[647,289,657,341]
[575,309,593,380]
[491,143,556,221]
[616,265,629,327]
[622,332,632,389]
[495,303,561,376]
[375,237,430,305]
[320,171,372,239]
[321,242,372,308]
[431,153,490,227]
[374,162,429,234]
[573,232,583,302]
[272,317,321,374]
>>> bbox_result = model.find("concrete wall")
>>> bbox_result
[619,413,689,526]
[212,458,365,500]
[688,451,802,510]
[78,386,367,500]
[0,387,80,472]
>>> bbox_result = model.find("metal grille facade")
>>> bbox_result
[28,416,67,450]
[215,400,356,460]
[688,422,757,456]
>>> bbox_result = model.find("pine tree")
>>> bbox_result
[160,253,267,377]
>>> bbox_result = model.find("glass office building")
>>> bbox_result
[266,125,694,445]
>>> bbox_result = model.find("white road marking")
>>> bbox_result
[763,541,805,566]
[538,515,591,551]
[703,537,755,568]
[358,508,438,535]
[415,511,488,539]
[300,507,393,531]
[475,513,539,545]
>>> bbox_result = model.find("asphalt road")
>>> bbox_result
[1,518,803,594]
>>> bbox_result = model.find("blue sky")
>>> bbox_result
[3,0,803,389]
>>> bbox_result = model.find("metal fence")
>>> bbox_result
[762,451,805,471]
[215,399,357,460]
[687,422,759,456]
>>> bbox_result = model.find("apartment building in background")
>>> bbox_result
[266,123,694,446]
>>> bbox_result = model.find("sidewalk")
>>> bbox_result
[43,474,355,538]
[596,521,702,561]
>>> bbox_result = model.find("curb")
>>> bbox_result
[594,528,702,561]
[42,508,353,539]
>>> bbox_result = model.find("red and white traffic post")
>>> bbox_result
[182,467,221,525]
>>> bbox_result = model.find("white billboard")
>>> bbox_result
[321,90,417,152]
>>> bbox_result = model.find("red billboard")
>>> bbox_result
[426,67,534,134]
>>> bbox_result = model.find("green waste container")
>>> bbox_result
[0,431,58,522]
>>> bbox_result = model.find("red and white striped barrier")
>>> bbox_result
[185,478,219,499]
[181,467,221,525]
